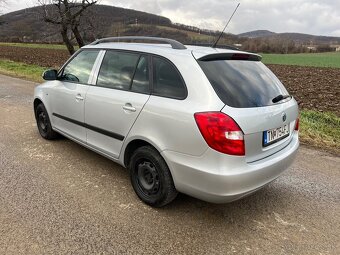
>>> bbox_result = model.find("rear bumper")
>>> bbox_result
[162,133,299,203]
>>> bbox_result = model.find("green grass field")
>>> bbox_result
[261,52,340,68]
[1,42,340,68]
[0,42,77,50]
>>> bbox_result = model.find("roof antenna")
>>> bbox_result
[212,3,240,48]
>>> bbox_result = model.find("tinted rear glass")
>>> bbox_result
[131,56,150,94]
[152,57,187,99]
[198,60,289,108]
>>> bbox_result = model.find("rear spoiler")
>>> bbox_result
[198,53,262,62]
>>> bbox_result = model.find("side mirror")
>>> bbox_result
[42,69,58,81]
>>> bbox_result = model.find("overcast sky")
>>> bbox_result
[4,0,340,36]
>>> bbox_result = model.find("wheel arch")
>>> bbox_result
[124,139,152,167]
[33,97,53,127]
[33,98,44,118]
[123,138,162,168]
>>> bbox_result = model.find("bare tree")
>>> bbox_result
[39,0,97,55]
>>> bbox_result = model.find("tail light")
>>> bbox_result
[295,118,299,131]
[194,112,245,156]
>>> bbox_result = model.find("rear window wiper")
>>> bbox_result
[272,94,291,103]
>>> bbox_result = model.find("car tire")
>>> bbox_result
[129,146,178,207]
[35,103,58,140]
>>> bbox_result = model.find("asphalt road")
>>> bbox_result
[0,74,339,255]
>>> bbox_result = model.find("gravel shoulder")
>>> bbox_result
[0,74,339,254]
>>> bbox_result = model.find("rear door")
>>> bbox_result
[50,50,100,142]
[85,50,150,158]
[196,53,298,162]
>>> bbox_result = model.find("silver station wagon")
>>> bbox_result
[34,37,299,207]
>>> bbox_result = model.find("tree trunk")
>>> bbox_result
[40,0,97,52]
[61,27,75,55]
[72,25,85,48]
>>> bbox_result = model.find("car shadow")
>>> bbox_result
[157,182,294,223]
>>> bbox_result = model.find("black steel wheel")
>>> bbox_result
[129,146,178,207]
[35,103,58,140]
[136,160,161,196]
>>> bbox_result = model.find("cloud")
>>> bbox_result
[5,0,340,36]
[104,0,340,36]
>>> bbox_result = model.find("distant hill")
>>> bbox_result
[1,5,339,51]
[0,5,245,45]
[239,30,340,45]
[272,32,340,45]
[0,5,173,42]
[238,30,276,38]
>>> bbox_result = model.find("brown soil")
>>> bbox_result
[0,45,69,69]
[0,45,339,115]
[268,65,340,115]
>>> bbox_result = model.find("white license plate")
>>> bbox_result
[263,125,289,147]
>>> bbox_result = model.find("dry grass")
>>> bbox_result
[299,110,340,155]
[0,59,45,82]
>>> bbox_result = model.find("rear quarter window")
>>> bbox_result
[198,60,289,108]
[152,56,187,99]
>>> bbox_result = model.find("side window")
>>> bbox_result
[152,57,186,99]
[61,50,99,84]
[131,56,150,94]
[97,51,139,90]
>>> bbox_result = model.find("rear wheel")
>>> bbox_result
[129,146,178,207]
[35,103,58,140]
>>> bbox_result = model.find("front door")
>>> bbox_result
[50,50,100,142]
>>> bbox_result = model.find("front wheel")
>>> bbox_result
[129,146,178,207]
[35,103,58,140]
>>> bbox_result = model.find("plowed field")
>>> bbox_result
[1,45,339,115]
[268,65,339,115]
[0,45,69,68]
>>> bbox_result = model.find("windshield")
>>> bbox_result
[198,60,289,108]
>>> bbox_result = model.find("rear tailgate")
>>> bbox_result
[221,102,298,162]
[193,49,299,162]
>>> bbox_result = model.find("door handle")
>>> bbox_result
[123,103,136,112]
[75,94,84,101]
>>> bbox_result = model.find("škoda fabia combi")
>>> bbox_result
[34,37,299,207]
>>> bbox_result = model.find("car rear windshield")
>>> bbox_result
[198,60,289,108]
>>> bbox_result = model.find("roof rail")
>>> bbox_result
[90,36,187,50]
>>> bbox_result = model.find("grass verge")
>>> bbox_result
[300,110,340,155]
[0,59,338,154]
[0,59,45,82]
